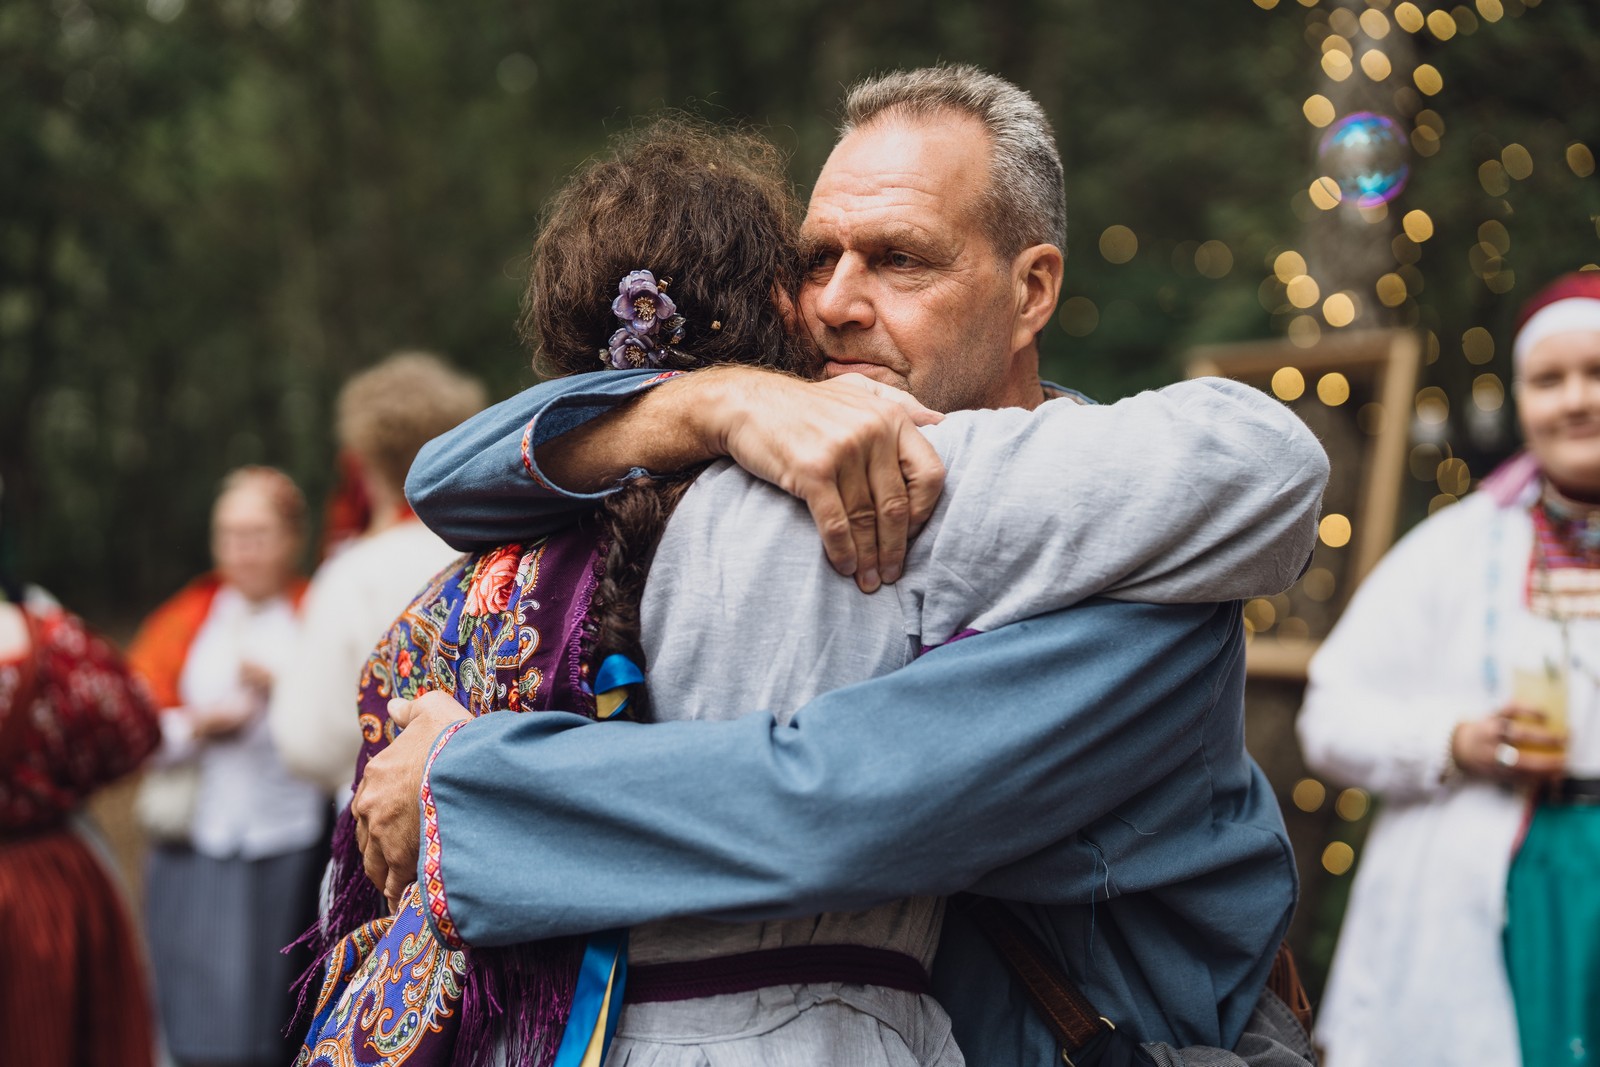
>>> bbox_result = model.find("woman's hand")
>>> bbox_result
[1451,706,1566,786]
[187,696,256,740]
[239,660,274,698]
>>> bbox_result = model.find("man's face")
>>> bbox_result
[799,112,1028,413]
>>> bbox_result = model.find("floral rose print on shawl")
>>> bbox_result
[463,545,520,618]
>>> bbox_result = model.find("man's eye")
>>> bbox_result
[886,251,916,269]
[807,249,838,273]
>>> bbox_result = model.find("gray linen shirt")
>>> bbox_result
[608,379,1326,1064]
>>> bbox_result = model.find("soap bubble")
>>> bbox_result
[1317,111,1410,207]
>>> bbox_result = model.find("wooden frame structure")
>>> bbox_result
[1187,329,1422,681]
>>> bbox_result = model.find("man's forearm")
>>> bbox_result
[422,599,1238,948]
[406,368,672,551]
[533,369,742,492]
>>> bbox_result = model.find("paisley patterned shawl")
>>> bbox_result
[298,530,606,1067]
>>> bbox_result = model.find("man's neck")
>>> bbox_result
[990,350,1048,411]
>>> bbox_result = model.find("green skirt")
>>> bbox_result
[1504,802,1600,1066]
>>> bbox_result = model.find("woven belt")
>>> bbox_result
[1546,778,1600,806]
[624,944,932,1004]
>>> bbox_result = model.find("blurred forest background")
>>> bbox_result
[4,0,1600,1004]
[2,0,1597,623]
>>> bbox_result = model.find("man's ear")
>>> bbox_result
[1010,243,1064,354]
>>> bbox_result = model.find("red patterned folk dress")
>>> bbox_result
[0,595,162,1067]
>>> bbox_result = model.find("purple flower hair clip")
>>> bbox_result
[611,270,676,333]
[603,269,693,370]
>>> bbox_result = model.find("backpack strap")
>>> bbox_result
[958,895,1111,1057]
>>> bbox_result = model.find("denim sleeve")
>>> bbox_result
[421,598,1237,947]
[404,368,683,552]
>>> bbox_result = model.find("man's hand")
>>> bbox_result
[537,366,946,593]
[705,371,945,593]
[351,691,471,911]
[1451,706,1567,786]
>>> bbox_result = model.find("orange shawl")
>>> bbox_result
[127,574,308,709]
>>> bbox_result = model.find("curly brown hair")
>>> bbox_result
[520,116,817,381]
[518,118,815,720]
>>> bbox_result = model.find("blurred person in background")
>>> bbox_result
[128,465,324,1067]
[0,482,163,1067]
[268,352,484,800]
[1298,271,1600,1066]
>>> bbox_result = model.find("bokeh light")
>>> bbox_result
[1415,386,1450,425]
[1194,240,1234,279]
[1402,209,1435,242]
[1288,316,1321,348]
[1320,514,1353,548]
[1477,220,1510,253]
[1334,788,1371,822]
[1272,366,1307,401]
[1302,567,1337,602]
[1376,272,1408,307]
[1099,225,1138,264]
[1478,159,1510,196]
[1293,778,1327,813]
[1058,296,1099,337]
[1413,63,1444,95]
[1501,143,1533,180]
[1323,292,1356,327]
[1463,326,1495,364]
[1287,274,1321,308]
[1436,457,1471,495]
[1473,374,1506,412]
[1318,372,1352,406]
[1310,176,1343,211]
[1303,94,1336,128]
[1322,842,1356,876]
[1568,143,1596,178]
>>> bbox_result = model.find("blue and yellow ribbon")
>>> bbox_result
[551,929,628,1067]
[593,654,644,721]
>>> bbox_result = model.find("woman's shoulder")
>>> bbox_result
[1395,490,1505,550]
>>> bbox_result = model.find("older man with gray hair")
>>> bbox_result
[359,65,1320,1066]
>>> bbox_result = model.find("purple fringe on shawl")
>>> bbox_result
[292,535,605,1067]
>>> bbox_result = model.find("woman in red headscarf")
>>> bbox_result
[1300,272,1600,1067]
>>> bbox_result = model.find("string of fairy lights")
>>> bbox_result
[1054,4,1592,881]
[1251,0,1593,880]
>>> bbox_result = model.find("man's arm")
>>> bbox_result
[903,377,1328,645]
[401,598,1237,948]
[406,366,945,591]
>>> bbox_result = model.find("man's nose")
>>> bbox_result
[810,253,876,331]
